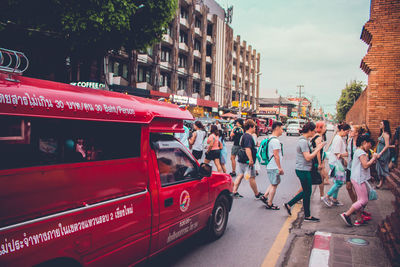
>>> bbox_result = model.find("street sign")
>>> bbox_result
[291,112,298,117]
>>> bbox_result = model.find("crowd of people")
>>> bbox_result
[175,117,400,226]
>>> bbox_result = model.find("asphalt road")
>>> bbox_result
[144,133,317,267]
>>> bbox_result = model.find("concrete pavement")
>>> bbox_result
[281,179,394,267]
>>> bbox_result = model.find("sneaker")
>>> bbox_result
[304,216,320,222]
[284,203,292,216]
[361,214,372,221]
[260,195,269,205]
[229,172,237,177]
[232,192,243,198]
[322,196,333,207]
[354,219,367,226]
[255,192,264,199]
[340,213,352,226]
[362,211,372,217]
[332,200,344,206]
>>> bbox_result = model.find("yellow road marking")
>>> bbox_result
[261,204,301,267]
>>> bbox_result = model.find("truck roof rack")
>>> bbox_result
[0,48,29,81]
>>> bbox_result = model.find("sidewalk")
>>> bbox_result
[280,180,394,267]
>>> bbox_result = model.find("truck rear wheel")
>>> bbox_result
[208,195,229,240]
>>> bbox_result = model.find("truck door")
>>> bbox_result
[151,135,210,250]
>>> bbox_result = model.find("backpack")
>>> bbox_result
[256,136,280,166]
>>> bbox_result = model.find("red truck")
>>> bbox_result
[0,60,233,266]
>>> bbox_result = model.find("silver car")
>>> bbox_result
[286,124,301,136]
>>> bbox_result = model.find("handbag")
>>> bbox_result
[366,181,378,200]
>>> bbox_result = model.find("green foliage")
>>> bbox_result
[336,80,365,122]
[0,0,178,55]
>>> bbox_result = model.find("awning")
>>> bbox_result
[221,112,238,118]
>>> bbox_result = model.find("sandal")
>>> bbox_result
[265,203,280,210]
[260,195,268,205]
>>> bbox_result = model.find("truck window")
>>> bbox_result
[0,116,141,170]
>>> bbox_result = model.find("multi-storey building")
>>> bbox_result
[230,36,261,114]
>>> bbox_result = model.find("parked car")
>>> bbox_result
[0,64,233,266]
[286,123,301,136]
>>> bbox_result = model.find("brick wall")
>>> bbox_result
[357,0,400,143]
[346,87,368,125]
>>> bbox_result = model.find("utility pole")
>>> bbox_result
[297,85,304,118]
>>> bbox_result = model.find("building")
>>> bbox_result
[287,97,312,118]
[258,97,296,119]
[230,36,261,115]
[346,0,400,143]
[106,0,261,118]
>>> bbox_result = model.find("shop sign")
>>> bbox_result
[169,95,197,105]
[212,107,218,112]
[70,82,105,90]
[291,112,298,117]
[231,101,250,108]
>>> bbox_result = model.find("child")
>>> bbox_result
[340,135,378,226]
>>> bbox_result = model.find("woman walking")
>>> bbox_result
[284,122,325,222]
[322,123,351,207]
[375,120,393,189]
[219,129,228,173]
[340,135,378,226]
[311,121,327,199]
[189,121,206,160]
[205,125,223,172]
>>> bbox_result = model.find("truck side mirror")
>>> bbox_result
[199,163,212,178]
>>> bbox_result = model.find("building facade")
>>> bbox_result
[346,0,400,142]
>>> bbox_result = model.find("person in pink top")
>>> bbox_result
[205,125,223,172]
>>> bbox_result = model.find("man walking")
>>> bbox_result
[260,121,284,210]
[232,119,263,199]
[230,118,244,177]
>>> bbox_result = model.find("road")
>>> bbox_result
[143,132,326,267]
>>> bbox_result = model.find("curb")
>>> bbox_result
[309,231,331,267]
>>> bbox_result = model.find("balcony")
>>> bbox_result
[194,27,202,36]
[207,13,213,22]
[160,61,172,71]
[245,75,249,81]
[245,61,248,67]
[206,35,213,43]
[240,55,243,62]
[179,42,189,52]
[180,17,189,29]
[138,54,153,65]
[162,34,173,45]
[195,4,202,13]
[177,67,187,75]
[205,77,212,84]
[193,73,201,80]
[206,56,213,64]
[193,50,201,58]
[137,82,153,91]
[159,86,170,93]
[232,68,236,76]
[233,51,237,59]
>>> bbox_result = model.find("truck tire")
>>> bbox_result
[207,195,229,240]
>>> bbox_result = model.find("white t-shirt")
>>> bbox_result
[328,134,346,166]
[266,137,283,170]
[350,148,371,184]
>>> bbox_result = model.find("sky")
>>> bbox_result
[218,0,371,114]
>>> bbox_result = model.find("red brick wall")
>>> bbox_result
[346,87,368,125]
[359,0,400,141]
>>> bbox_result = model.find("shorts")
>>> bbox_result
[192,150,203,160]
[346,169,351,182]
[205,150,221,161]
[267,169,281,185]
[238,162,256,177]
[231,145,241,156]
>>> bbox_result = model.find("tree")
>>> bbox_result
[0,0,177,80]
[336,80,365,122]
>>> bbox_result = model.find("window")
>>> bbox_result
[206,65,211,77]
[195,18,202,29]
[207,24,213,36]
[194,60,201,74]
[152,135,198,186]
[205,84,211,96]
[159,72,170,87]
[0,116,141,170]
[161,48,171,62]
[193,82,201,94]
[166,25,173,37]
[194,39,202,51]
[232,93,236,101]
[180,8,188,19]
[178,77,187,90]
[178,55,187,68]
[179,31,188,44]
[137,66,152,83]
[206,44,212,57]
[108,58,129,80]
